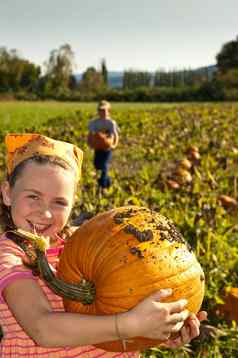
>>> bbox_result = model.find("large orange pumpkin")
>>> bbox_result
[57,206,205,352]
[88,131,113,150]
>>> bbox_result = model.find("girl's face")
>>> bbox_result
[98,108,110,119]
[1,162,76,238]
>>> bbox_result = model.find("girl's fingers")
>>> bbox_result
[180,325,191,344]
[186,318,200,338]
[187,314,200,327]
[197,310,208,322]
[169,310,190,324]
[168,299,188,313]
[170,321,184,333]
[163,310,207,349]
[151,288,173,301]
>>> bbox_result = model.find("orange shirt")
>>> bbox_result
[0,234,139,358]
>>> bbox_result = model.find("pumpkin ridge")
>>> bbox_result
[96,261,202,295]
[95,243,200,286]
[92,232,190,283]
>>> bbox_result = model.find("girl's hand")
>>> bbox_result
[120,289,190,341]
[163,311,208,349]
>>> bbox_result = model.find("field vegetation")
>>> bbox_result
[0,101,238,357]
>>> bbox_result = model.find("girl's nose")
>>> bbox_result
[42,209,53,219]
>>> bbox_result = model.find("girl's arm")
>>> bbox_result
[3,279,193,348]
[111,131,119,149]
[3,278,117,347]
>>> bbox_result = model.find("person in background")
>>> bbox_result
[88,100,119,194]
[0,133,207,357]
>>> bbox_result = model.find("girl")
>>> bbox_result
[0,133,206,357]
[88,100,119,194]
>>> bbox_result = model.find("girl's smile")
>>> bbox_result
[26,220,52,235]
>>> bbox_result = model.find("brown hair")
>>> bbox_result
[0,155,77,235]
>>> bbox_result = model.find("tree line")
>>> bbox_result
[0,35,238,101]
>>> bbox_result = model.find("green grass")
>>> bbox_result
[0,101,191,132]
[0,101,95,132]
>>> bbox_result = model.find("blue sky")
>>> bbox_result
[1,0,237,73]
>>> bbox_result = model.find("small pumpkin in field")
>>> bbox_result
[188,145,199,153]
[174,167,193,184]
[177,158,192,171]
[186,145,200,162]
[166,179,180,190]
[218,287,238,323]
[218,195,238,209]
[57,206,205,352]
[87,131,113,150]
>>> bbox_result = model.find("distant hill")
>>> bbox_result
[107,71,124,88]
[75,65,217,88]
[192,65,217,80]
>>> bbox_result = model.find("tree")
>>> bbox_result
[216,68,238,88]
[123,70,152,89]
[45,43,76,91]
[215,36,238,95]
[216,36,238,73]
[154,68,170,87]
[19,62,41,90]
[154,67,210,88]
[0,47,40,92]
[101,58,108,86]
[79,67,105,93]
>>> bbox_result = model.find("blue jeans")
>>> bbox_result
[94,150,112,188]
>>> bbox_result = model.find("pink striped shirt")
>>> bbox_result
[0,234,139,358]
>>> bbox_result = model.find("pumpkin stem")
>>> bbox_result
[10,230,96,305]
[36,249,96,304]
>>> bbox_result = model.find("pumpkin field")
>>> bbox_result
[0,101,238,357]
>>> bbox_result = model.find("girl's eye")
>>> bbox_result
[28,195,39,200]
[55,200,68,207]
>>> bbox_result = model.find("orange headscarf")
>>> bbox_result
[5,134,83,180]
